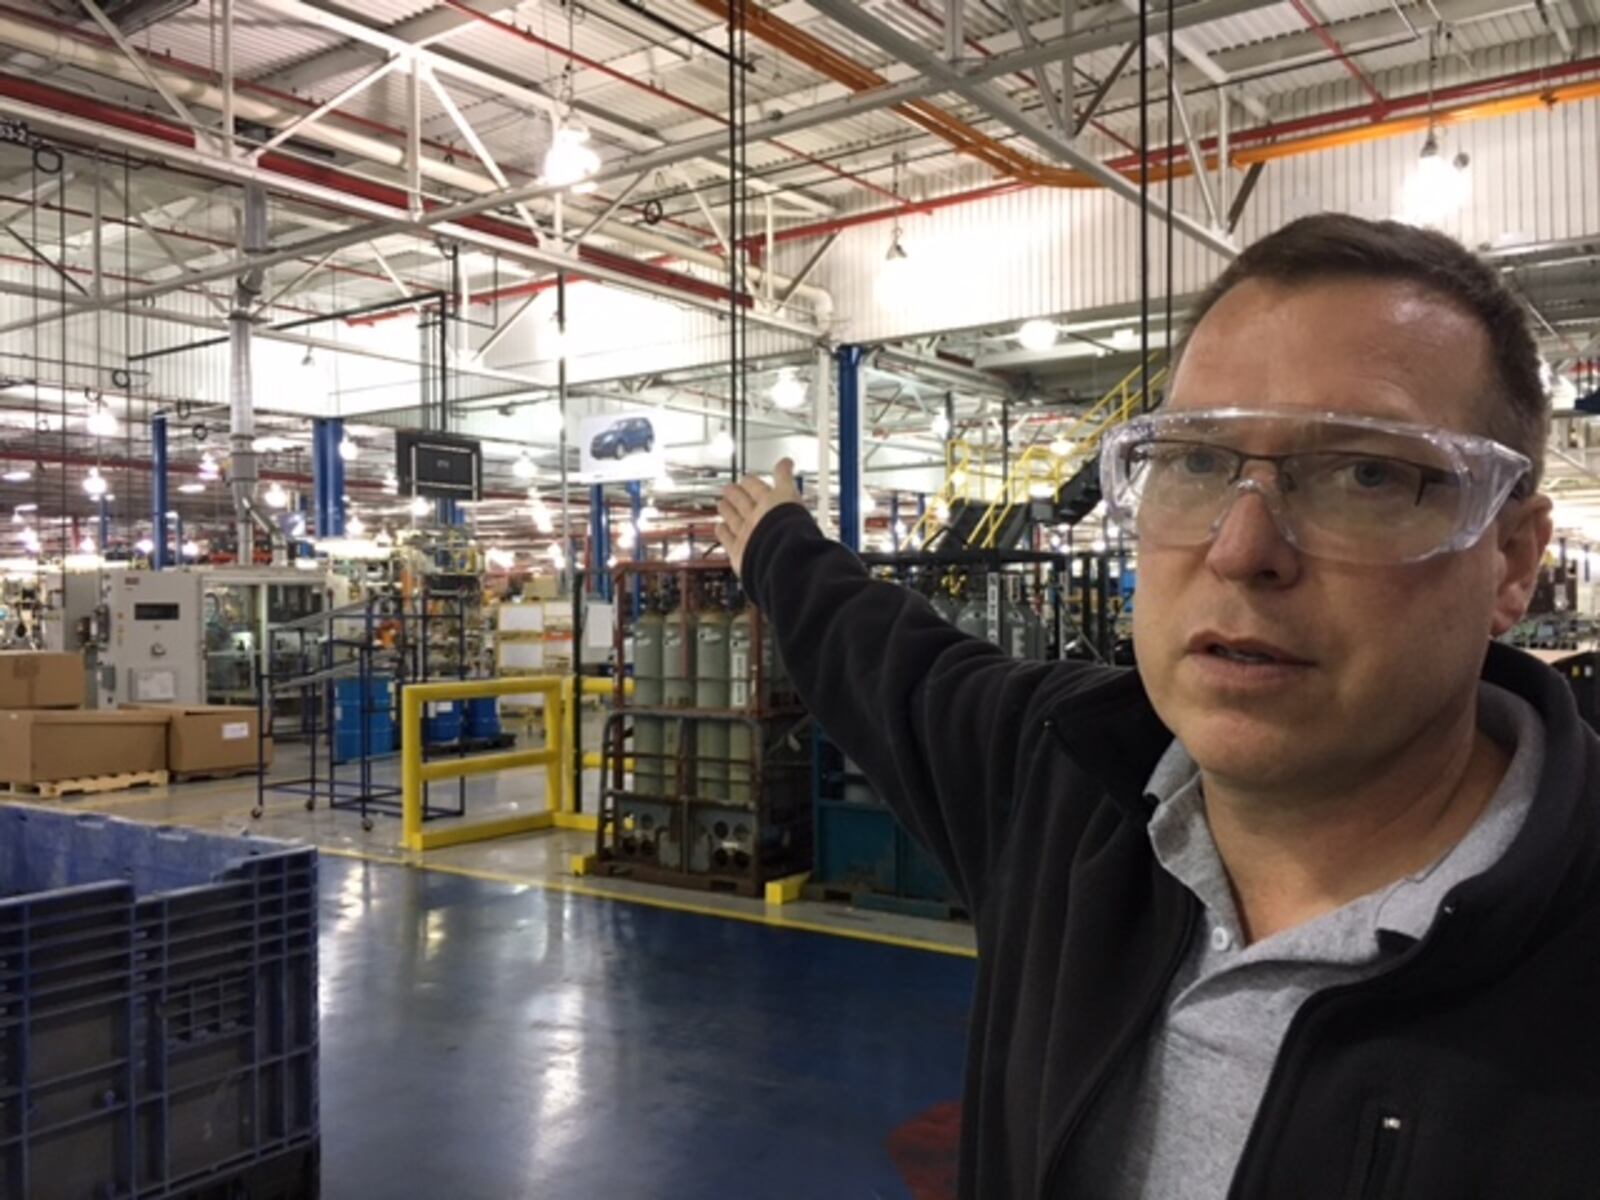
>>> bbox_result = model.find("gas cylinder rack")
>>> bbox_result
[592,561,811,896]
[802,547,1075,919]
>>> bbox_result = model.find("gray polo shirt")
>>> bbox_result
[1062,682,1543,1199]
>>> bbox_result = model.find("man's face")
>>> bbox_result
[1132,277,1551,794]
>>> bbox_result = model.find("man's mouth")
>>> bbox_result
[1187,632,1313,667]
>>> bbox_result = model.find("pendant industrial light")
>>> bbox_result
[876,152,914,305]
[542,12,600,193]
[1402,27,1470,226]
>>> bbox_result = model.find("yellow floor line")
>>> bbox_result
[0,797,976,960]
[320,845,978,959]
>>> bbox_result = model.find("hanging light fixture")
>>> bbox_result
[2,468,30,483]
[86,401,117,438]
[20,526,40,553]
[931,411,951,439]
[82,467,107,498]
[263,480,288,509]
[78,534,95,554]
[181,539,200,559]
[346,513,366,537]
[135,536,154,555]
[338,437,359,462]
[198,451,220,481]
[542,15,600,193]
[860,491,877,515]
[383,469,399,494]
[1018,319,1059,352]
[547,542,568,570]
[410,495,432,517]
[770,369,807,411]
[178,482,205,495]
[710,429,735,459]
[1401,29,1471,226]
[875,151,914,306]
[1050,435,1072,458]
[513,451,537,480]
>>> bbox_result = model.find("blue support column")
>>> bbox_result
[889,491,901,553]
[151,412,170,568]
[836,344,864,551]
[589,484,612,601]
[173,511,184,561]
[625,480,644,616]
[97,497,109,552]
[313,417,346,537]
[435,498,462,526]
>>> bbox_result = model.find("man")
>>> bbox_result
[715,214,1600,1199]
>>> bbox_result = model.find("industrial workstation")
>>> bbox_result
[1,0,1598,1196]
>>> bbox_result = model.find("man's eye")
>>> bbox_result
[1180,449,1225,476]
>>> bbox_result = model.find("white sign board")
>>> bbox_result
[578,413,662,483]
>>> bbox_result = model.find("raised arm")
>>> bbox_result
[718,461,1079,915]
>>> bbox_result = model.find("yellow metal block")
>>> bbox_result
[412,811,555,852]
[569,852,598,876]
[764,872,811,906]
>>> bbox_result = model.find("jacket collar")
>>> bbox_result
[1047,642,1600,978]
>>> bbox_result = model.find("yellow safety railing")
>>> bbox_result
[908,437,977,549]
[402,674,637,851]
[970,358,1167,549]
[401,676,566,852]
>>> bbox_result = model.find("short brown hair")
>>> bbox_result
[1176,213,1548,485]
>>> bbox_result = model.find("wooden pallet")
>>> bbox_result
[172,763,261,784]
[4,770,170,800]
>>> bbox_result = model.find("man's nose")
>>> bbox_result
[1203,483,1302,587]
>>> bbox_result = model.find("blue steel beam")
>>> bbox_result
[836,345,864,552]
[151,412,170,568]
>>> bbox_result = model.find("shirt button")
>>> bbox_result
[1211,926,1233,952]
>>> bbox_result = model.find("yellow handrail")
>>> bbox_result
[971,359,1167,549]
[908,437,977,549]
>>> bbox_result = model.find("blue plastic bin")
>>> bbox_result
[0,808,319,1199]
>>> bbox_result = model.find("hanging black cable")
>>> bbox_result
[1138,0,1151,411]
[1165,0,1176,374]
[725,0,750,480]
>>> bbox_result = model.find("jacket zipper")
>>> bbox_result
[1035,744,1199,1200]
[1356,1114,1405,1200]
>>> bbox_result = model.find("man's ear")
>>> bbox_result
[1489,494,1554,637]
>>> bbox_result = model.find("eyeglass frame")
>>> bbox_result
[1097,407,1535,565]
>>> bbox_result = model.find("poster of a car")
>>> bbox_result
[579,413,662,482]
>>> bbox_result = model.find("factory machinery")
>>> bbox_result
[593,562,811,896]
[805,546,1132,918]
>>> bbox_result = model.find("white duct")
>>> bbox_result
[231,184,268,563]
[0,15,829,311]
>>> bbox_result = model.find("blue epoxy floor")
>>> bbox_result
[317,855,974,1199]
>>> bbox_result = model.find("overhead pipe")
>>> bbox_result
[0,75,786,322]
[0,10,829,312]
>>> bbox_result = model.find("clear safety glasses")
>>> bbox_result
[1099,408,1533,565]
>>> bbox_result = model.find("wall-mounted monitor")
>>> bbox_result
[396,430,482,501]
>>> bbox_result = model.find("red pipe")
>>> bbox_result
[1286,0,1388,111]
[0,75,756,312]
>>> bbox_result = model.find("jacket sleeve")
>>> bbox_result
[742,503,1093,915]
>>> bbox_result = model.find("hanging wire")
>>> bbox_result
[1165,0,1176,366]
[1138,0,1151,410]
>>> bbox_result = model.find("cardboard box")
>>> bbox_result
[133,705,269,775]
[0,651,85,710]
[0,710,168,783]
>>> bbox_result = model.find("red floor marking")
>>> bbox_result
[888,1100,962,1200]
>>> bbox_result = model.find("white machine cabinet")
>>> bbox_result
[100,571,205,707]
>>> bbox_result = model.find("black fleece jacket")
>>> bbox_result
[743,503,1600,1200]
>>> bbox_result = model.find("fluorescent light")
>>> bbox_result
[542,122,601,189]
[770,369,807,411]
[178,482,205,494]
[1018,319,1058,352]
[86,406,117,437]
[2,469,30,483]
[251,435,294,453]
[13,503,36,514]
